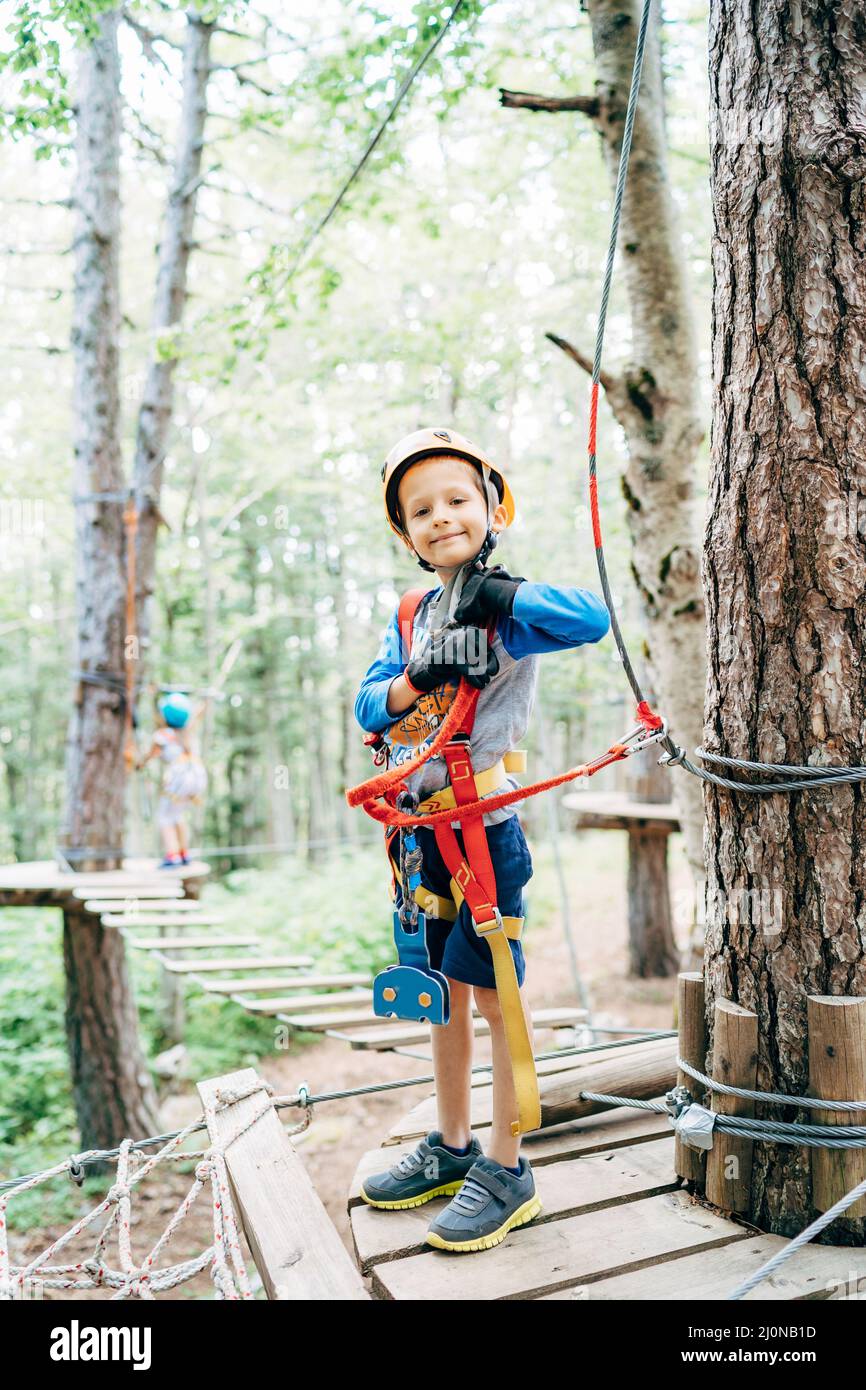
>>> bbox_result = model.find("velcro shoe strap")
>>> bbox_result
[466,1166,513,1202]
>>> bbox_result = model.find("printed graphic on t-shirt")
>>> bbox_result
[383,681,459,765]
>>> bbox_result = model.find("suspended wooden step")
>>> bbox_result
[200,972,370,994]
[235,989,373,1012]
[82,896,194,911]
[162,955,316,974]
[127,934,260,951]
[75,885,185,902]
[286,1005,584,1038]
[101,912,224,928]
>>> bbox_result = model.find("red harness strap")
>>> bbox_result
[433,729,499,926]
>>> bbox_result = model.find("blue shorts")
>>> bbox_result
[389,814,533,991]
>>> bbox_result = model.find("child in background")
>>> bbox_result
[136,692,208,868]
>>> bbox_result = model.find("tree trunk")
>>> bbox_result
[63,9,160,1147]
[63,905,160,1157]
[502,0,708,914]
[625,684,679,976]
[705,0,866,1238]
[133,12,213,670]
[63,8,127,872]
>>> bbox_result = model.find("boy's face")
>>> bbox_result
[396,455,507,578]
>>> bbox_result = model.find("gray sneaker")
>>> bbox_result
[359,1131,484,1210]
[425,1155,542,1252]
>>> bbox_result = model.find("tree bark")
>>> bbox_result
[63,8,127,872]
[63,905,160,1158]
[502,0,708,918]
[133,12,213,669]
[63,8,161,1146]
[705,0,866,1238]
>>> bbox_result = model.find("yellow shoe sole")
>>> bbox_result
[359,1179,466,1210]
[424,1194,543,1252]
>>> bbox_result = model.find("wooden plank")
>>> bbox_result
[197,972,370,993]
[539,1235,866,1300]
[385,1078,672,1146]
[226,989,374,1012]
[102,911,223,927]
[162,955,315,974]
[288,1006,582,1035]
[197,1067,368,1301]
[75,886,184,902]
[370,1189,751,1300]
[127,934,260,951]
[259,1006,389,1026]
[337,1007,586,1050]
[351,1109,672,1197]
[82,896,193,911]
[351,1135,681,1273]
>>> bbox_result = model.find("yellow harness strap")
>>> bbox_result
[390,751,539,1136]
[415,751,527,815]
[449,875,539,1135]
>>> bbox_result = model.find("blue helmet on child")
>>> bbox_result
[158,692,192,728]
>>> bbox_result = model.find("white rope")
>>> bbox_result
[0,1076,306,1301]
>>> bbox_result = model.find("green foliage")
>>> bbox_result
[0,0,113,151]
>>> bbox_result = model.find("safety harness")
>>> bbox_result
[347,586,669,1137]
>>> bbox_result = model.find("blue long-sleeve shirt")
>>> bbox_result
[354,581,609,825]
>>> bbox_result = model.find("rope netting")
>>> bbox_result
[0,1078,309,1301]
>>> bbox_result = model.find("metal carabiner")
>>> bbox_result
[616,714,669,759]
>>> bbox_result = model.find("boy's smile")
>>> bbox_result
[397,455,507,580]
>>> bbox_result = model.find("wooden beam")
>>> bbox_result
[197,1067,368,1300]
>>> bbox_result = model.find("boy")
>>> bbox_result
[353,426,609,1253]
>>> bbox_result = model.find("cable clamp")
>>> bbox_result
[673,1102,716,1151]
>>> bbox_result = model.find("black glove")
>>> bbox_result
[405,626,500,694]
[453,565,525,626]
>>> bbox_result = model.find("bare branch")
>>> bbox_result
[122,12,180,67]
[2,340,67,353]
[499,88,600,119]
[217,67,278,99]
[210,52,295,71]
[0,243,70,255]
[546,331,633,426]
[205,177,300,220]
[0,195,72,209]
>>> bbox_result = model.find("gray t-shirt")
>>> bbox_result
[382,591,538,826]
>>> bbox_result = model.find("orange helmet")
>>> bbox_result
[381,427,515,543]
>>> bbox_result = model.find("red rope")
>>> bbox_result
[346,680,479,809]
[348,735,632,829]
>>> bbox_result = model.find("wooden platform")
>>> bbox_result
[562,792,680,832]
[0,857,209,907]
[348,1071,866,1301]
